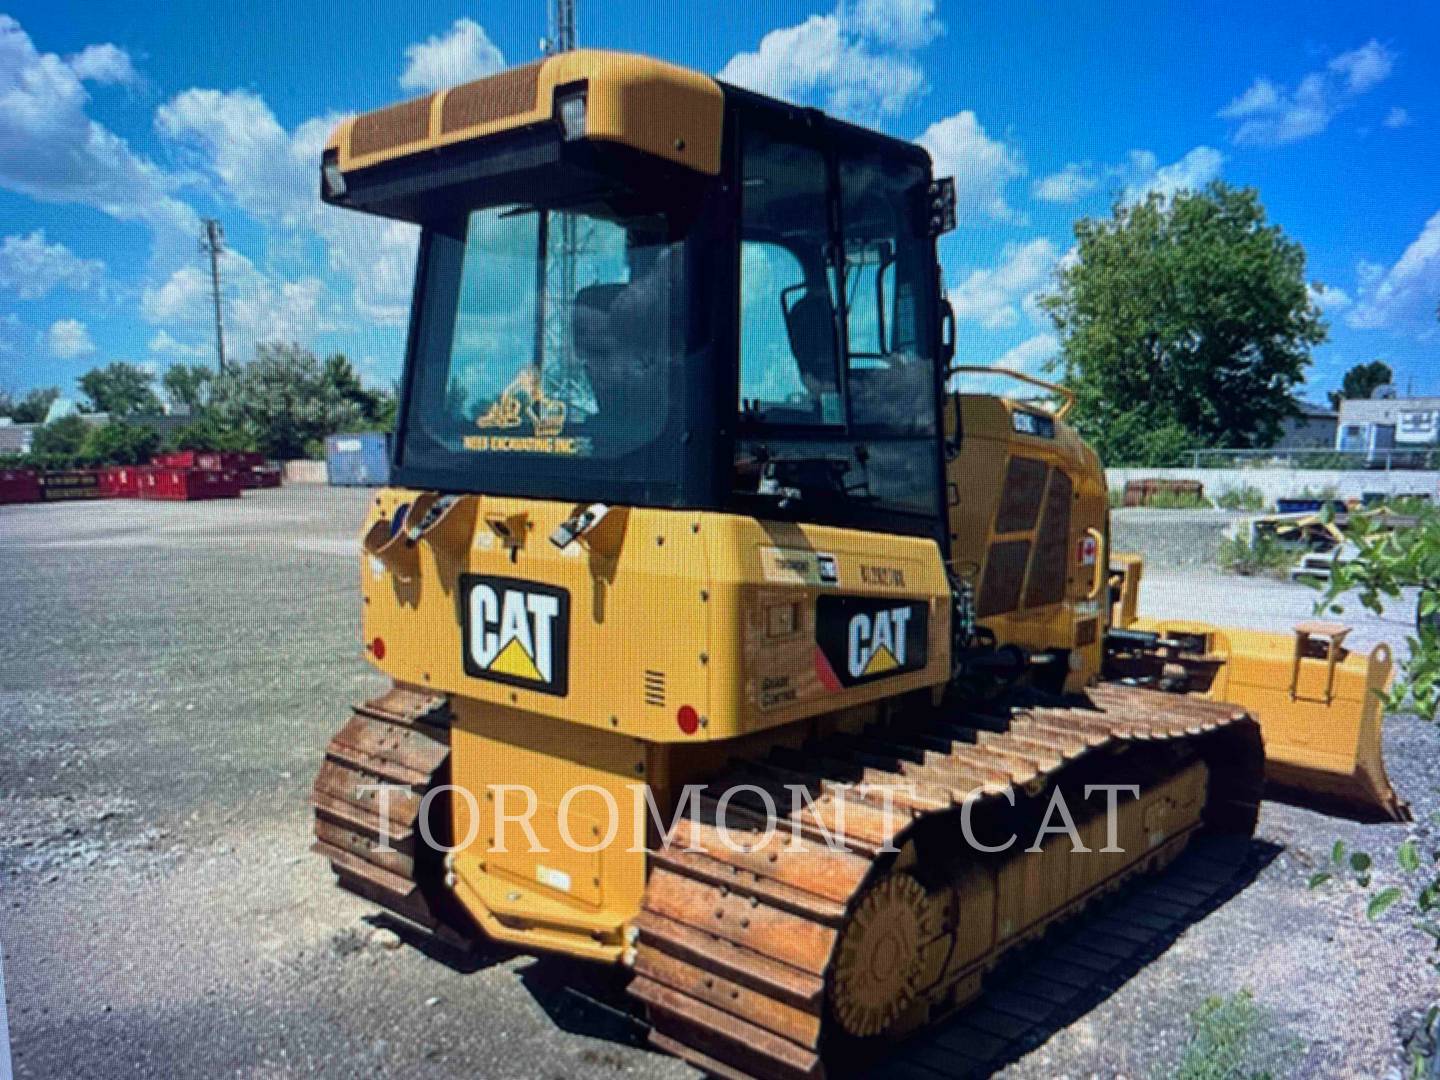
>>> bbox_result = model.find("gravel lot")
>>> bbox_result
[1,486,1433,1079]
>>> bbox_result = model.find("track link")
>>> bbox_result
[628,683,1263,1080]
[311,684,470,943]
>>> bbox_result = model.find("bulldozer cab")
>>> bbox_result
[325,72,952,546]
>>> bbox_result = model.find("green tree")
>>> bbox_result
[208,343,363,458]
[7,386,61,424]
[1040,182,1327,465]
[30,414,89,458]
[1326,360,1393,411]
[163,413,257,453]
[77,362,162,417]
[162,363,214,411]
[323,354,394,430]
[78,421,161,465]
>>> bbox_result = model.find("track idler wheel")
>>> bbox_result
[829,872,930,1039]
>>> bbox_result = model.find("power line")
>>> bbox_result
[199,218,227,374]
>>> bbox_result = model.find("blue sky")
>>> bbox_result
[2,2,1437,406]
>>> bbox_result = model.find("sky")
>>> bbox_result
[2,1,1438,406]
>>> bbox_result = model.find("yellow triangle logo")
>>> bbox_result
[863,644,899,676]
[490,636,544,682]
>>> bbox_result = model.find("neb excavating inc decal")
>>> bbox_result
[462,575,570,696]
[814,595,929,690]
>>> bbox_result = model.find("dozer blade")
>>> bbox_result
[1111,617,1409,823]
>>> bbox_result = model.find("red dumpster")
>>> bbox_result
[39,469,103,501]
[196,450,263,471]
[139,466,243,501]
[98,465,143,498]
[238,464,282,489]
[151,450,198,468]
[0,468,42,505]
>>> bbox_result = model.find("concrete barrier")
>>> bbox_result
[283,459,328,485]
[1106,467,1439,508]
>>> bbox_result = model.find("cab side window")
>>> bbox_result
[839,151,934,436]
[737,128,842,427]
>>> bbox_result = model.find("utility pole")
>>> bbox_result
[542,0,579,389]
[200,218,227,374]
[544,0,576,54]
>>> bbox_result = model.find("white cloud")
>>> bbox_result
[1032,163,1098,204]
[1328,40,1393,94]
[841,0,943,51]
[1308,282,1351,314]
[0,312,20,356]
[155,86,418,330]
[918,111,1025,223]
[46,317,95,359]
[948,238,1059,331]
[157,89,311,227]
[399,18,504,93]
[1383,106,1411,129]
[994,332,1059,375]
[142,250,335,356]
[1347,209,1440,333]
[67,43,140,87]
[1030,148,1222,208]
[0,17,197,261]
[1219,40,1395,146]
[719,1,942,123]
[1119,146,1223,204]
[140,266,207,325]
[147,330,211,361]
[0,230,104,299]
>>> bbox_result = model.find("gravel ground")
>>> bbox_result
[1,487,1433,1079]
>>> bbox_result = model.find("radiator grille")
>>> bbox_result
[643,670,666,708]
[441,62,544,134]
[350,95,434,158]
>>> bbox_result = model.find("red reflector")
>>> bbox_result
[370,637,386,660]
[676,705,700,735]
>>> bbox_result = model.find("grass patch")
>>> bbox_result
[1167,990,1294,1080]
[1216,485,1267,511]
[1218,532,1297,577]
[1146,489,1214,510]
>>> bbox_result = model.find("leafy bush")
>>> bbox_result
[1307,504,1440,1080]
[163,413,258,453]
[79,422,160,466]
[1170,990,1294,1080]
[1216,486,1266,511]
[29,414,89,458]
[1146,488,1214,510]
[205,344,378,459]
[1218,532,1295,576]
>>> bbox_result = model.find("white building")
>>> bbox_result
[1337,392,1440,459]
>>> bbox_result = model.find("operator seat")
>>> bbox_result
[783,288,839,404]
[573,282,660,426]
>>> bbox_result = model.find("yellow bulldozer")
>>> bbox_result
[310,49,1406,1079]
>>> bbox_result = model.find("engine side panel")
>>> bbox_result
[945,394,1110,690]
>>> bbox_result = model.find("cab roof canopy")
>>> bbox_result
[324,48,931,197]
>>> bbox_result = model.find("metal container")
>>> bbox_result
[0,468,41,505]
[240,465,283,489]
[326,432,392,487]
[138,467,243,501]
[98,465,143,498]
[196,450,264,471]
[39,469,102,501]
